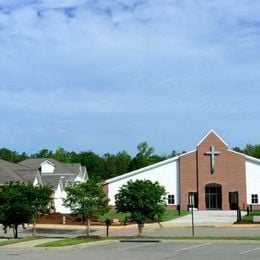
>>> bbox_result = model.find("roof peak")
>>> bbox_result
[197,129,228,148]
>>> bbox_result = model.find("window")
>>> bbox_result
[168,194,175,204]
[251,194,258,204]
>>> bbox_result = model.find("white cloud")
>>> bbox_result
[0,0,260,153]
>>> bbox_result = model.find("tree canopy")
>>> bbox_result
[2,141,260,182]
[63,179,109,236]
[24,184,53,236]
[0,182,52,238]
[0,142,171,180]
[115,179,167,235]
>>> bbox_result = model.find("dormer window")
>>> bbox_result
[40,160,56,173]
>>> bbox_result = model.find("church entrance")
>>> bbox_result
[205,184,222,210]
[229,191,239,210]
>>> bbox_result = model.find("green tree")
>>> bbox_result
[54,147,71,162]
[63,180,109,236]
[115,179,166,235]
[0,182,52,238]
[16,152,29,162]
[70,151,105,179]
[24,184,53,236]
[103,151,132,179]
[129,142,168,171]
[0,148,18,162]
[243,144,260,159]
[34,149,53,158]
[129,142,155,170]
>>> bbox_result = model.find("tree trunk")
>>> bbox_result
[137,224,144,235]
[14,224,18,238]
[86,218,91,237]
[157,221,163,228]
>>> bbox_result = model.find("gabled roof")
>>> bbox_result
[42,175,75,190]
[19,158,82,174]
[0,159,24,185]
[197,129,228,147]
[105,155,180,184]
[244,154,260,164]
[40,159,56,167]
[229,149,260,164]
[14,168,40,183]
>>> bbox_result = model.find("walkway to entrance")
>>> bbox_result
[163,211,246,227]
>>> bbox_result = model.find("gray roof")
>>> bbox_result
[42,175,75,189]
[19,158,82,174]
[0,159,28,185]
[19,158,86,190]
[42,175,62,189]
[14,169,40,183]
[1,158,86,189]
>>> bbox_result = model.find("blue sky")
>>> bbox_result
[0,0,260,155]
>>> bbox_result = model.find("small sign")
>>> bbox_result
[112,218,120,224]
[189,195,194,207]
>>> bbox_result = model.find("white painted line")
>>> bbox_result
[240,247,260,255]
[175,242,213,253]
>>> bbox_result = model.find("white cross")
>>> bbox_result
[205,145,220,174]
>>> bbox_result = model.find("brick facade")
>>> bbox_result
[180,131,246,210]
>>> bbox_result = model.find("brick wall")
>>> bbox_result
[180,131,246,210]
[179,151,197,209]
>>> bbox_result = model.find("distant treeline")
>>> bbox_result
[0,142,260,180]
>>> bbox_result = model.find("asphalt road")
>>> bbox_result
[2,225,260,239]
[1,241,260,260]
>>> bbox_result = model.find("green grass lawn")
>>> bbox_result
[161,210,189,222]
[98,209,189,224]
[241,210,260,222]
[36,237,103,247]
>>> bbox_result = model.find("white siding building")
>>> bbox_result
[105,130,260,211]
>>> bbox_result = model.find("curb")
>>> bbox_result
[120,239,160,242]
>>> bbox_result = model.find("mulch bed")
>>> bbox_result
[36,213,130,226]
[37,213,96,225]
[234,220,260,224]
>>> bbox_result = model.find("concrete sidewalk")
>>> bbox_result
[162,210,247,227]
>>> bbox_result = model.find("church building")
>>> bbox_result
[104,130,260,210]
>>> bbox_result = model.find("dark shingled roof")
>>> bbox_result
[42,175,75,189]
[1,158,86,189]
[42,175,62,189]
[0,159,29,185]
[14,169,40,183]
[18,158,82,174]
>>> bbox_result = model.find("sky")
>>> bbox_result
[0,0,260,156]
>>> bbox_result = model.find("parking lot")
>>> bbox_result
[1,240,260,260]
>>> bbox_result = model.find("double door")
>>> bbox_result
[205,185,222,210]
